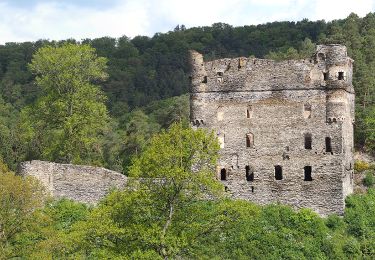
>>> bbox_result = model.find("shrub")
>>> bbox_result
[363,171,375,187]
[355,160,370,173]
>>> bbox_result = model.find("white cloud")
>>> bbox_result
[0,0,374,44]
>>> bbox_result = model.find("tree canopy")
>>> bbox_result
[21,43,110,164]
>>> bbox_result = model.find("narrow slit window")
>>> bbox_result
[275,165,283,180]
[246,165,254,181]
[246,133,254,148]
[325,137,332,153]
[323,72,329,80]
[220,168,227,181]
[304,133,312,149]
[246,105,253,119]
[338,72,344,80]
[304,166,312,181]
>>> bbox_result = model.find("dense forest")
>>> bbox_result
[0,12,374,172]
[0,12,375,258]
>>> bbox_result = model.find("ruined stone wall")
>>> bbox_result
[18,160,127,204]
[190,44,355,216]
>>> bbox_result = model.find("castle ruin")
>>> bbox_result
[189,44,355,216]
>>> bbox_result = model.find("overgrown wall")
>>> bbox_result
[18,160,127,204]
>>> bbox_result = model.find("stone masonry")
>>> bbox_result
[189,44,355,216]
[18,160,127,204]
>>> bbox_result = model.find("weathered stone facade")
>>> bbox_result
[18,160,127,204]
[189,44,355,216]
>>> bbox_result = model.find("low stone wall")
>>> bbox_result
[18,160,127,204]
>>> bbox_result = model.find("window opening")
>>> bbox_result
[304,166,312,181]
[304,133,312,149]
[275,165,283,180]
[220,168,227,181]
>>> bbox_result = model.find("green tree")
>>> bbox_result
[63,123,222,258]
[0,160,45,259]
[22,43,110,164]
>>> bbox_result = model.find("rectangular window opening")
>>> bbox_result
[304,133,312,149]
[275,165,283,180]
[338,72,344,80]
[304,166,312,181]
[220,168,227,181]
[246,133,254,148]
[323,72,328,80]
[202,76,207,83]
[325,137,332,153]
[246,166,254,181]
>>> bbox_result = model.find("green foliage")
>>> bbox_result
[21,43,110,164]
[344,189,375,258]
[363,171,375,187]
[355,160,370,173]
[0,163,45,259]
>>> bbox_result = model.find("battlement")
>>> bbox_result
[190,45,354,94]
[189,44,355,216]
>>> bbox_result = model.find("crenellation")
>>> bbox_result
[190,44,355,216]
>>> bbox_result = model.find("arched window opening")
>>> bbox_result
[304,166,312,181]
[325,137,332,153]
[220,168,227,181]
[246,165,254,181]
[275,165,283,180]
[246,133,254,148]
[304,133,312,149]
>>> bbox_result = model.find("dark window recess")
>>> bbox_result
[220,168,227,181]
[323,72,329,80]
[246,166,254,181]
[304,166,312,181]
[217,72,223,76]
[246,133,254,148]
[202,76,207,83]
[251,186,254,193]
[246,109,250,118]
[224,186,229,192]
[338,72,344,80]
[325,137,332,153]
[275,165,283,180]
[304,133,312,149]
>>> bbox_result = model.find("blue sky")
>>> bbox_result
[1,0,375,43]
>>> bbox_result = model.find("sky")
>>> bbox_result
[1,0,375,44]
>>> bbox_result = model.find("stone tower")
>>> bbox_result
[189,44,354,216]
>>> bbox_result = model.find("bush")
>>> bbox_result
[355,160,370,173]
[363,171,375,187]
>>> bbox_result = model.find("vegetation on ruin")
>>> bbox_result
[0,12,374,172]
[0,11,375,259]
[1,126,375,258]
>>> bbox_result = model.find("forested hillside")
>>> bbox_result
[0,13,374,172]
